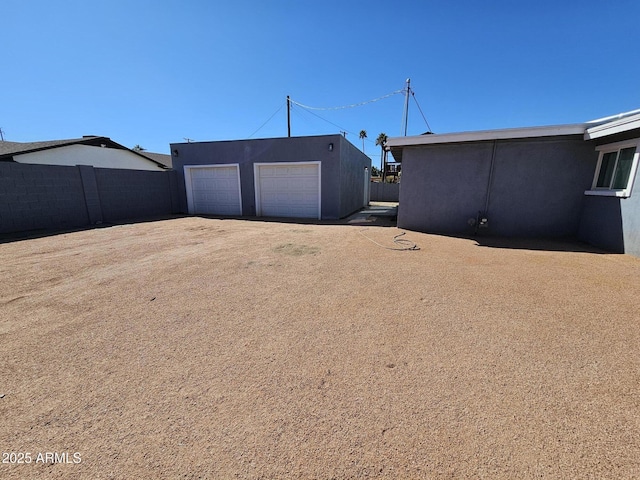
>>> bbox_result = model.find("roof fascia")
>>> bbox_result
[103,140,169,169]
[4,137,110,157]
[386,124,588,148]
[584,113,640,140]
[7,137,168,169]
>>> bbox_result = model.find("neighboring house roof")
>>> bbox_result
[140,151,172,168]
[0,136,168,169]
[387,108,640,162]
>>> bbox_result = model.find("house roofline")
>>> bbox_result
[584,112,640,140]
[0,136,169,169]
[386,124,588,149]
[586,108,640,124]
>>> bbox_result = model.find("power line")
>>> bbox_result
[290,89,403,111]
[411,90,433,133]
[292,105,389,156]
[248,102,286,138]
[289,103,320,130]
[285,82,430,143]
[291,103,355,136]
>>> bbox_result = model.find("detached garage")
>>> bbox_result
[171,135,370,220]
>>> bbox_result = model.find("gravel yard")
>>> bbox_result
[1,216,640,479]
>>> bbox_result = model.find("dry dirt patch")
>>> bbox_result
[1,217,640,479]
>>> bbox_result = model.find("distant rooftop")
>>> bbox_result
[0,136,169,169]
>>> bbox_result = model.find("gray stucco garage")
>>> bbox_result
[170,135,371,220]
[387,110,640,256]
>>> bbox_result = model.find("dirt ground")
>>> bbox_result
[1,215,640,479]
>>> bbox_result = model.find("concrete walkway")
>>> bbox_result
[346,201,398,225]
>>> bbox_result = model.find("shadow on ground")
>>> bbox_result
[459,233,610,254]
[0,214,190,245]
[0,204,400,244]
[0,203,617,255]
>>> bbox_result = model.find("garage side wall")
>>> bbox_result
[339,136,372,218]
[170,135,347,219]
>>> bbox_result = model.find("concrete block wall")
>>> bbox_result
[95,168,174,222]
[0,162,90,233]
[370,182,400,202]
[0,162,179,235]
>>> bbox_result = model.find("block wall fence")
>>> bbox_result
[0,162,180,234]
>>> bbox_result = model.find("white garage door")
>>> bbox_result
[185,164,242,215]
[254,162,321,219]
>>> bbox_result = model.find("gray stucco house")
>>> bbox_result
[170,134,371,220]
[386,109,640,256]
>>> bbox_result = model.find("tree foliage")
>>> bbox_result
[359,130,367,153]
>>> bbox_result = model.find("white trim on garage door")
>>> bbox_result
[254,161,321,219]
[184,164,243,215]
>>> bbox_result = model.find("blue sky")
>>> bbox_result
[2,0,639,166]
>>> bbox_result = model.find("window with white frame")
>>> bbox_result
[586,139,640,197]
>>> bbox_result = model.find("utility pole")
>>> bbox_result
[0,127,4,141]
[402,78,411,136]
[287,96,291,137]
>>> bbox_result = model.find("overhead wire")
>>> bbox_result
[289,89,405,140]
[290,90,404,111]
[254,86,432,145]
[248,102,286,138]
[291,103,356,137]
[410,90,433,133]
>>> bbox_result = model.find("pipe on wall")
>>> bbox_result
[474,140,498,234]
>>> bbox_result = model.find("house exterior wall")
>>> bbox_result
[15,144,164,171]
[578,166,640,256]
[621,187,640,257]
[578,197,625,252]
[0,162,179,235]
[397,142,494,234]
[397,136,598,237]
[170,135,370,220]
[486,138,597,237]
[577,130,640,256]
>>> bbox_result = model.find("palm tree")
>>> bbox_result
[359,130,367,153]
[375,133,388,181]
